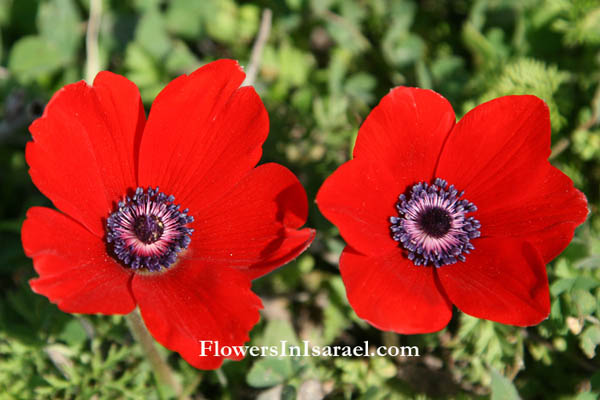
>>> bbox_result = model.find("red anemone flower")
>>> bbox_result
[316,87,588,333]
[21,60,315,369]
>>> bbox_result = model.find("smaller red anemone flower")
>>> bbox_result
[317,87,588,333]
[21,60,315,369]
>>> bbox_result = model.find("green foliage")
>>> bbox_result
[490,369,521,400]
[8,36,66,83]
[7,0,81,84]
[573,128,600,160]
[553,0,600,45]
[480,58,570,131]
[451,315,524,386]
[246,319,303,388]
[1,0,599,399]
[0,302,157,399]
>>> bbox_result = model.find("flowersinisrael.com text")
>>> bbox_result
[199,340,419,358]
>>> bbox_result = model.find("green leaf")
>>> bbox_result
[324,5,369,54]
[246,319,303,388]
[133,0,161,12]
[58,319,88,347]
[260,319,299,348]
[573,129,600,161]
[551,278,575,296]
[310,0,334,15]
[237,4,260,41]
[165,0,205,38]
[8,36,65,83]
[580,325,600,358]
[345,73,376,104]
[322,301,350,346]
[164,40,199,75]
[0,0,11,26]
[572,276,600,291]
[37,0,82,62]
[490,370,521,400]
[204,0,259,44]
[279,42,315,87]
[135,9,171,61]
[382,28,424,67]
[416,60,432,89]
[573,392,599,400]
[335,358,369,392]
[572,289,597,316]
[370,356,397,379]
[124,43,163,102]
[246,357,293,388]
[461,21,502,67]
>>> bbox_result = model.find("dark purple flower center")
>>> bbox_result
[106,187,194,271]
[134,215,164,244]
[418,207,452,238]
[389,178,481,268]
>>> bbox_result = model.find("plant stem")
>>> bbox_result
[125,309,183,397]
[85,0,102,83]
[243,9,272,87]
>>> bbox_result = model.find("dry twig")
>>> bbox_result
[243,9,272,87]
[85,0,102,83]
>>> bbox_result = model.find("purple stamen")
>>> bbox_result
[106,187,194,272]
[389,178,481,268]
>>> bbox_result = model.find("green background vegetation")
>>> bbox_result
[1,0,599,398]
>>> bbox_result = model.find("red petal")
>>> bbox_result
[137,60,268,213]
[316,159,404,256]
[22,207,135,314]
[478,167,588,263]
[340,247,453,334]
[353,86,455,180]
[435,95,587,262]
[132,262,262,369]
[436,238,550,326]
[27,72,145,236]
[243,227,316,280]
[435,95,551,211]
[93,72,147,180]
[187,163,313,277]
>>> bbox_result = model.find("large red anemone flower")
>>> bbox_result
[21,60,315,369]
[316,87,588,333]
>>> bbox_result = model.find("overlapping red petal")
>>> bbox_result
[353,86,455,179]
[436,95,552,211]
[23,207,136,314]
[477,167,588,263]
[436,239,550,326]
[26,72,145,236]
[316,159,403,256]
[340,247,452,333]
[23,60,313,369]
[244,227,315,280]
[138,60,268,211]
[187,162,314,278]
[318,87,588,332]
[436,95,588,262]
[132,262,262,370]
[317,87,456,257]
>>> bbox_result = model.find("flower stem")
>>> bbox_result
[125,309,183,397]
[243,8,272,87]
[85,0,102,83]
